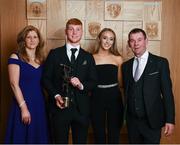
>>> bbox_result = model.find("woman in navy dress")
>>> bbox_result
[5,25,49,143]
[90,28,124,144]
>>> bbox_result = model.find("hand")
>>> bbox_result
[164,123,175,137]
[55,95,65,109]
[20,104,31,125]
[70,77,83,90]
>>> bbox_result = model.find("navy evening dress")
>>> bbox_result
[5,55,49,143]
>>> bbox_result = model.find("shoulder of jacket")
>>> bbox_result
[49,46,65,54]
[149,53,167,62]
[80,48,92,56]
[123,57,133,65]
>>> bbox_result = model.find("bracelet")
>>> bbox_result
[19,100,26,108]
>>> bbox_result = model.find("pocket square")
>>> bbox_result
[82,60,87,65]
[148,71,159,75]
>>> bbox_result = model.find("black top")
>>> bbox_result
[96,64,118,85]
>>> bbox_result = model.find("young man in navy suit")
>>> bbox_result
[122,28,175,144]
[42,18,97,144]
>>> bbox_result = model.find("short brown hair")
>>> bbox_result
[128,28,147,40]
[66,18,82,28]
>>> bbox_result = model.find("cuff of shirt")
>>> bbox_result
[79,83,84,90]
[54,94,61,99]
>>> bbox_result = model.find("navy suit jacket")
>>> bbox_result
[42,45,97,116]
[122,53,175,129]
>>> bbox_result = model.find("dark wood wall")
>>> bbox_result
[0,0,27,141]
[160,0,180,143]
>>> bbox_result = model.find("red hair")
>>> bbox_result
[66,18,82,28]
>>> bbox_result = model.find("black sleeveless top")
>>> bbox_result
[96,64,118,85]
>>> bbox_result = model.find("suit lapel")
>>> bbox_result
[61,46,85,66]
[124,58,134,97]
[127,58,134,78]
[71,48,85,76]
[76,48,84,64]
[61,45,71,65]
[143,53,154,76]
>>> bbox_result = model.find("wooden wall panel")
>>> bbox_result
[66,0,86,20]
[160,0,180,143]
[86,0,104,21]
[47,0,66,39]
[0,0,27,142]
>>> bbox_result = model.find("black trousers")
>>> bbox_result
[49,105,89,144]
[126,114,161,144]
[91,87,124,144]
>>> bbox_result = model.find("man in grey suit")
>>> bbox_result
[42,18,97,144]
[122,28,175,144]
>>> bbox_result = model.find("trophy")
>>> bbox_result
[60,64,72,108]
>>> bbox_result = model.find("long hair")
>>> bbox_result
[17,25,45,64]
[92,28,120,56]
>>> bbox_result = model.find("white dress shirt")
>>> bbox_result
[133,51,149,79]
[66,43,80,61]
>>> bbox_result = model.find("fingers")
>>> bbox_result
[21,111,31,125]
[164,126,168,136]
[164,123,175,137]
[70,77,78,86]
[55,96,65,109]
[21,105,31,125]
[70,77,82,89]
[22,115,31,125]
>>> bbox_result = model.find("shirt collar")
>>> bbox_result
[66,43,80,52]
[135,50,149,60]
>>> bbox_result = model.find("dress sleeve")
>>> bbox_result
[8,58,21,65]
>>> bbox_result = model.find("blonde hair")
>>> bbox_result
[92,28,120,56]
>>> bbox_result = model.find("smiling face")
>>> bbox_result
[65,24,83,45]
[128,31,148,57]
[25,30,39,50]
[99,30,115,51]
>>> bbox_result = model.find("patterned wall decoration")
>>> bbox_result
[27,0,162,61]
[27,0,47,19]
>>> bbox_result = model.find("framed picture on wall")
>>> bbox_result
[27,0,47,19]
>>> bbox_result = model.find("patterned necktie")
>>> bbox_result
[70,48,77,64]
[134,58,141,82]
